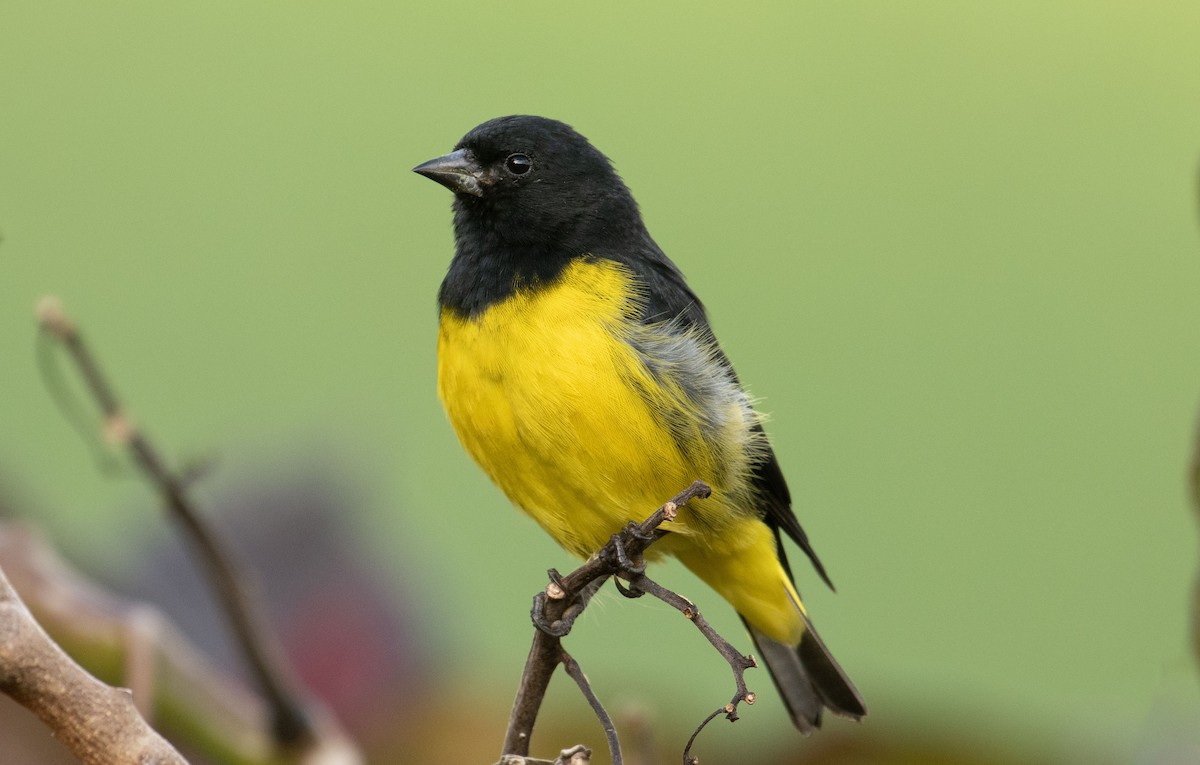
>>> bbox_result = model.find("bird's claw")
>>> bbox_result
[614,577,645,599]
[603,525,648,576]
[531,591,579,637]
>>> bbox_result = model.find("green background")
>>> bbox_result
[2,2,1199,762]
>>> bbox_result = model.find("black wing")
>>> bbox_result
[751,442,834,590]
[611,238,834,591]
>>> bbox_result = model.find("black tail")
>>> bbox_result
[743,615,866,734]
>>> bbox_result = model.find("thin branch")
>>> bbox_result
[503,481,744,763]
[34,296,312,747]
[680,707,724,765]
[622,574,757,718]
[504,626,569,758]
[618,575,756,763]
[561,651,620,765]
[0,561,189,765]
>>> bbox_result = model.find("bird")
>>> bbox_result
[413,115,865,733]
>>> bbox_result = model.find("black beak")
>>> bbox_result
[412,148,485,197]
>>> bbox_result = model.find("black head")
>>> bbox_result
[414,115,643,249]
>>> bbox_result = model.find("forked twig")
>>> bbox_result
[502,481,710,760]
[501,480,762,764]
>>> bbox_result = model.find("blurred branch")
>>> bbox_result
[1192,157,1200,673]
[33,296,361,763]
[498,745,591,765]
[1191,409,1200,669]
[0,552,189,765]
[35,295,311,746]
[0,522,360,765]
[500,480,759,765]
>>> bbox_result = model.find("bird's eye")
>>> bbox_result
[505,154,532,175]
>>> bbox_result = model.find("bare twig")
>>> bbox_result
[35,296,313,747]
[503,481,756,764]
[561,651,620,764]
[619,574,757,764]
[0,560,189,765]
[680,706,724,765]
[621,575,757,713]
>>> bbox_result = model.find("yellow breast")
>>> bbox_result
[438,258,743,556]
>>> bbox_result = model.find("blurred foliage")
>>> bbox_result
[2,2,1200,763]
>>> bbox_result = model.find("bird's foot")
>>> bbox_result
[529,568,589,637]
[613,576,645,599]
[602,522,652,576]
[531,589,582,637]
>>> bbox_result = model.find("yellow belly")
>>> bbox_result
[437,257,804,643]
